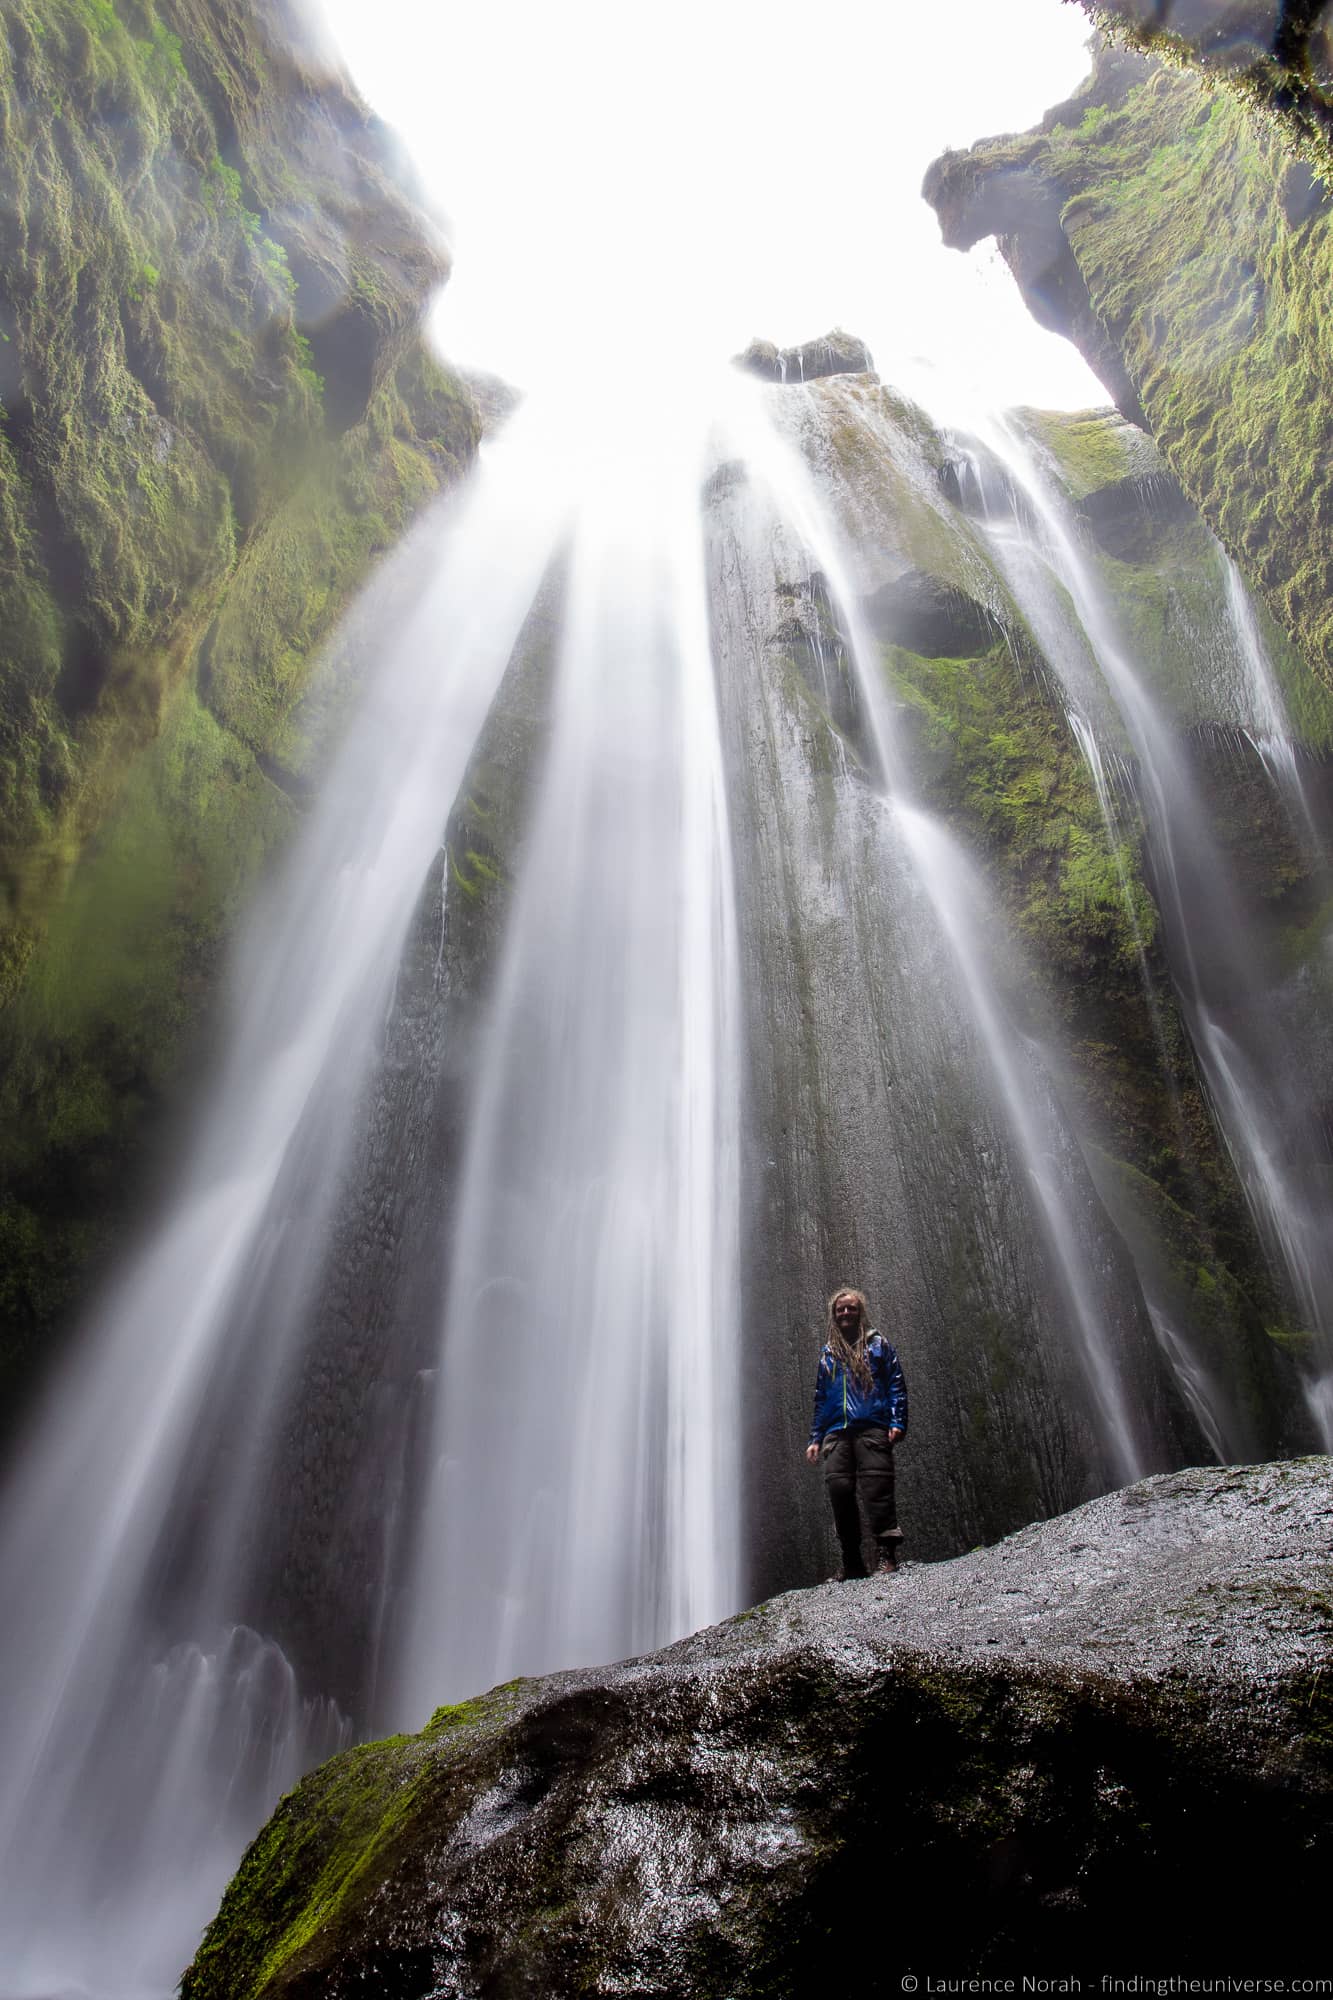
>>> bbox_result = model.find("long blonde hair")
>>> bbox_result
[825,1286,874,1393]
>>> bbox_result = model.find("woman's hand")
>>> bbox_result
[805,1442,820,1464]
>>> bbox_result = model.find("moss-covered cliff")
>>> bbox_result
[1078,0,1333,176]
[923,35,1333,695]
[921,35,1333,1436]
[0,0,478,1407]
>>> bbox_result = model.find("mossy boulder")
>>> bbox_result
[734,328,875,384]
[1019,404,1196,562]
[183,1459,1333,1995]
[0,0,478,1406]
[924,35,1333,702]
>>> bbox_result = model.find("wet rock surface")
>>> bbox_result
[1077,1,1333,170]
[735,329,875,383]
[185,1459,1333,1996]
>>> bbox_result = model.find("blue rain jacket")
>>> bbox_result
[808,1331,909,1446]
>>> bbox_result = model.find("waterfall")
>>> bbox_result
[0,403,591,1999]
[960,409,1333,1447]
[0,356,1324,1995]
[395,395,742,1715]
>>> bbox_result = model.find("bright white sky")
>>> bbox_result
[316,0,1105,412]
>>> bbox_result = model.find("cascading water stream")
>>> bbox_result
[395,398,742,1715]
[961,410,1333,1445]
[1220,553,1324,854]
[0,373,756,1999]
[723,380,1150,1486]
[0,403,589,1999]
[938,433,1239,1447]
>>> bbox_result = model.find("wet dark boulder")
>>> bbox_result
[862,569,998,656]
[184,1459,1333,1996]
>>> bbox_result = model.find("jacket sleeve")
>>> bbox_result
[808,1352,835,1446]
[882,1340,908,1438]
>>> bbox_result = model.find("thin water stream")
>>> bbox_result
[396,396,742,1717]
[728,381,1151,1486]
[960,409,1333,1444]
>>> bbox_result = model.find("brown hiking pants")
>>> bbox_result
[821,1425,902,1576]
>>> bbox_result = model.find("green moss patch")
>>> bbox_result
[886,637,1156,979]
[183,1688,523,1999]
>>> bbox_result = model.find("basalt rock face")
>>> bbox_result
[923,37,1333,694]
[183,1459,1333,1996]
[0,0,478,1408]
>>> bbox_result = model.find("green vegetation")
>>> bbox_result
[0,0,476,911]
[0,680,294,1394]
[1079,0,1333,183]
[947,45,1333,710]
[1020,404,1155,502]
[181,1688,521,1999]
[886,637,1155,981]
[0,0,478,1406]
[1055,70,1333,693]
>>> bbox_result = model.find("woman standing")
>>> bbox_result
[804,1287,908,1578]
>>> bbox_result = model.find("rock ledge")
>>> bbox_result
[734,329,875,384]
[185,1461,1333,1996]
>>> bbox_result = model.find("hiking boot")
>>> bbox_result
[833,1563,868,1582]
[875,1550,899,1575]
